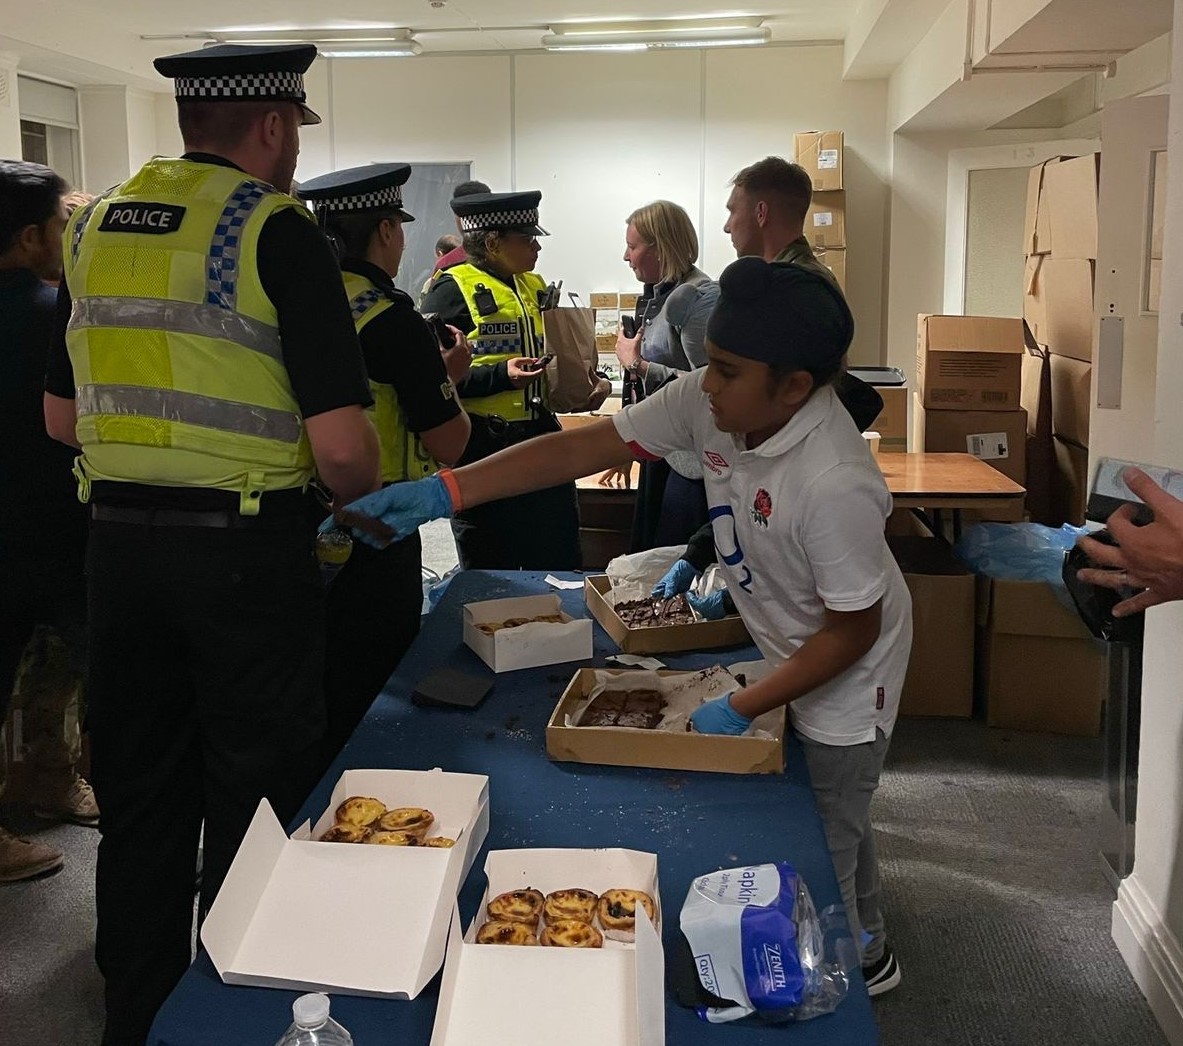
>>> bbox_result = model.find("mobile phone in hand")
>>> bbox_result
[524,354,554,372]
[424,313,456,349]
[621,315,638,338]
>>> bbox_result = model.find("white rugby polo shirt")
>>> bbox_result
[613,370,912,745]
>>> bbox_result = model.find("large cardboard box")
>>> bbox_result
[1052,436,1090,527]
[1023,158,1063,255]
[584,575,749,654]
[463,594,593,672]
[1049,353,1092,447]
[1023,255,1047,336]
[870,385,908,451]
[890,537,975,718]
[547,668,785,774]
[1020,344,1052,441]
[977,579,1106,736]
[916,315,1024,411]
[1040,258,1095,362]
[794,130,844,191]
[1044,153,1100,260]
[912,398,1027,485]
[806,190,845,248]
[815,246,846,292]
[431,849,664,1046]
[202,769,490,998]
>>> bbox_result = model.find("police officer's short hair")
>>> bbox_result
[0,160,68,255]
[323,208,404,259]
[626,200,699,285]
[462,230,498,266]
[176,99,300,151]
[731,157,813,227]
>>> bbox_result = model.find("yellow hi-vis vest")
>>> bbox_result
[62,157,315,515]
[448,263,547,421]
[343,270,439,485]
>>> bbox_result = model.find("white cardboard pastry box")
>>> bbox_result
[584,575,750,655]
[430,848,665,1046]
[201,768,489,998]
[547,667,786,774]
[463,593,593,672]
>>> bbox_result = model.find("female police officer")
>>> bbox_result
[420,189,582,571]
[299,163,472,762]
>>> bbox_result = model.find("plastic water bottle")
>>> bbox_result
[274,993,353,1045]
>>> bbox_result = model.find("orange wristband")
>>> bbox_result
[437,467,463,513]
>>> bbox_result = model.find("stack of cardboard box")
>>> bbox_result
[913,314,1028,517]
[795,130,846,292]
[1022,154,1100,525]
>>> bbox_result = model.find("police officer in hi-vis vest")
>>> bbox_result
[43,44,379,1045]
[298,163,472,765]
[420,190,582,570]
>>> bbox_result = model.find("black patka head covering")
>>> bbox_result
[450,190,549,236]
[707,257,854,369]
[298,163,416,222]
[154,43,321,126]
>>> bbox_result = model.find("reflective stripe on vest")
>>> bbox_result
[343,271,440,485]
[63,158,314,514]
[448,263,547,422]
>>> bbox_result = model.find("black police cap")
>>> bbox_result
[153,43,321,126]
[707,257,855,370]
[299,163,416,222]
[450,190,549,236]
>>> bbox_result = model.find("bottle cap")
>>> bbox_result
[292,992,331,1027]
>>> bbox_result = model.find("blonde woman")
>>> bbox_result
[605,200,719,550]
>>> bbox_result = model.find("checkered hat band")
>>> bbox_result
[459,208,539,231]
[175,72,304,101]
[316,186,404,213]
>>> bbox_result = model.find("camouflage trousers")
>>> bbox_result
[0,625,83,799]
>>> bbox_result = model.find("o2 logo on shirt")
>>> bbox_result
[708,505,753,593]
[751,489,772,528]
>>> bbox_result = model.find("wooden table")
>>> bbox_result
[879,452,1026,538]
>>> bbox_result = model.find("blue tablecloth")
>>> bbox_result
[149,570,879,1045]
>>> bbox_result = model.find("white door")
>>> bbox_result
[1092,95,1169,468]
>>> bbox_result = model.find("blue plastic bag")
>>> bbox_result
[954,523,1090,588]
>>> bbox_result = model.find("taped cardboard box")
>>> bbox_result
[806,190,845,248]
[794,130,844,191]
[1023,158,1064,255]
[912,396,1027,485]
[1052,436,1090,527]
[916,315,1024,411]
[202,768,490,998]
[815,246,846,292]
[1044,153,1100,260]
[1023,255,1047,338]
[1020,341,1051,441]
[870,385,908,451]
[464,594,593,673]
[1049,353,1092,447]
[976,579,1106,736]
[584,574,749,654]
[889,537,974,718]
[547,668,785,774]
[431,848,663,1046]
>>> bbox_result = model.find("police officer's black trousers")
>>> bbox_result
[321,530,423,770]
[449,413,582,571]
[86,520,325,1046]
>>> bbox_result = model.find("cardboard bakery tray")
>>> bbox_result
[463,593,594,672]
[584,574,750,654]
[201,768,490,998]
[430,848,664,1046]
[546,668,785,775]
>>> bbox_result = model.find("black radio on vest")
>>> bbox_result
[621,315,645,406]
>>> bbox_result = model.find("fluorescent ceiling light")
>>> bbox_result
[543,17,770,52]
[199,27,421,56]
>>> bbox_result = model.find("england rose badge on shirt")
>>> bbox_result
[751,488,772,528]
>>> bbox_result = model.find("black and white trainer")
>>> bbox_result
[862,945,901,997]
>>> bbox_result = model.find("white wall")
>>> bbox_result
[301,45,889,364]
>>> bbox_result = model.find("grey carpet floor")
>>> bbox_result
[0,718,1166,1045]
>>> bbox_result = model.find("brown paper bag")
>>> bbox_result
[542,307,598,413]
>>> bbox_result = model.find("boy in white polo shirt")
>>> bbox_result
[331,257,911,996]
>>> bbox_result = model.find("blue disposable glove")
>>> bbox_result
[690,692,752,736]
[686,590,728,621]
[318,474,455,549]
[651,559,701,599]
